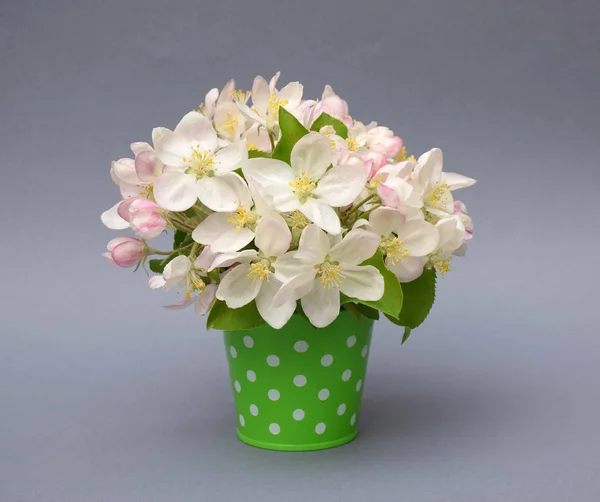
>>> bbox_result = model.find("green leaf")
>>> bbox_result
[173,230,188,249]
[248,149,272,159]
[354,303,380,320]
[386,268,436,329]
[311,112,348,139]
[401,327,412,344]
[341,250,403,319]
[206,300,266,331]
[272,107,309,163]
[149,259,166,274]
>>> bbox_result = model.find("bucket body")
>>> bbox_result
[223,311,374,451]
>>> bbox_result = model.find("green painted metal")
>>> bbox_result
[223,311,374,451]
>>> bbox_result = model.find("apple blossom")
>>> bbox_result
[243,132,367,234]
[117,197,167,240]
[212,213,296,329]
[368,207,438,282]
[152,111,249,212]
[103,237,145,268]
[272,225,384,328]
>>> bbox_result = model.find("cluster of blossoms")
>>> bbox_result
[102,73,476,330]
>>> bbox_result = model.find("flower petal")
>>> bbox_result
[242,158,294,190]
[313,160,368,207]
[368,207,406,236]
[163,298,195,310]
[290,132,333,179]
[296,224,331,264]
[299,198,341,235]
[196,172,247,212]
[213,141,247,174]
[101,202,130,230]
[209,249,258,270]
[135,150,162,182]
[216,263,261,308]
[194,246,218,270]
[152,127,188,168]
[255,213,291,256]
[272,191,300,212]
[300,281,340,328]
[330,229,381,265]
[174,111,218,151]
[387,256,426,283]
[149,276,166,289]
[130,142,153,155]
[442,172,477,190]
[278,82,303,106]
[415,148,443,185]
[191,212,231,245]
[272,252,302,282]
[195,284,217,315]
[377,183,400,208]
[255,278,296,329]
[271,271,316,307]
[396,220,439,257]
[163,255,191,286]
[251,76,270,116]
[111,158,138,185]
[211,227,255,253]
[153,171,198,212]
[339,265,384,301]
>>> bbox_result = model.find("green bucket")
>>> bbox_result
[223,311,374,451]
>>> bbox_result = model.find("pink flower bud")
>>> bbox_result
[367,127,403,157]
[105,237,144,268]
[117,198,167,239]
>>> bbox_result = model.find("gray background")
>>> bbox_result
[1,0,599,500]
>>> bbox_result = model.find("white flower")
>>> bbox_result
[412,148,476,217]
[272,225,384,328]
[149,253,217,314]
[152,111,249,212]
[238,72,304,130]
[368,207,438,282]
[425,216,467,276]
[191,182,275,253]
[212,214,296,329]
[243,132,367,234]
[369,160,424,215]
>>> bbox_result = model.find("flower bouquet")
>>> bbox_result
[102,72,476,451]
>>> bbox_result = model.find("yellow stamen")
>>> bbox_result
[183,145,215,178]
[393,146,415,163]
[428,182,450,209]
[268,92,288,118]
[431,255,453,277]
[247,262,271,282]
[285,210,310,231]
[245,141,258,151]
[380,236,409,265]
[317,261,344,289]
[227,206,257,231]
[222,113,238,134]
[346,138,360,151]
[289,175,317,201]
[229,89,250,104]
[185,271,206,300]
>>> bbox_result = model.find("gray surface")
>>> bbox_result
[1,0,600,500]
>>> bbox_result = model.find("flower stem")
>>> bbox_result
[346,194,377,218]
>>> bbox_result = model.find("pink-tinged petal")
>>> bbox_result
[252,76,271,116]
[111,238,144,268]
[152,127,189,168]
[217,80,235,106]
[102,252,115,264]
[153,172,198,212]
[101,202,130,230]
[377,183,399,208]
[117,197,140,222]
[195,284,218,315]
[163,298,195,310]
[111,158,138,185]
[149,276,166,289]
[106,236,135,252]
[130,210,167,240]
[135,150,162,182]
[174,111,218,151]
[130,142,153,155]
